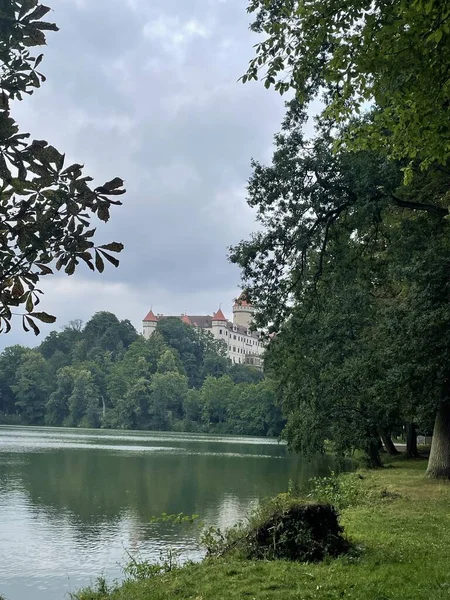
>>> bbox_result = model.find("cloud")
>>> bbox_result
[2,0,287,349]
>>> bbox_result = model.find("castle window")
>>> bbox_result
[219,329,222,334]
[233,335,236,340]
[233,346,236,352]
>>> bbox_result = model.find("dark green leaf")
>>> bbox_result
[97,204,110,222]
[31,311,56,323]
[12,278,24,298]
[99,250,120,268]
[35,22,59,31]
[27,5,51,21]
[95,251,104,273]
[26,293,34,312]
[25,315,40,335]
[101,177,124,191]
[22,315,30,332]
[99,242,124,253]
[65,260,76,275]
[23,28,47,46]
[19,0,38,20]
[35,263,53,275]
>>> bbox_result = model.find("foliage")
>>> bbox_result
[231,106,450,473]
[305,471,391,510]
[13,349,49,423]
[0,311,281,436]
[230,104,450,331]
[156,318,227,387]
[243,0,450,172]
[45,365,75,425]
[0,0,125,333]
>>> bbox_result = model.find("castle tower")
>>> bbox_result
[211,307,227,343]
[233,294,254,329]
[212,308,227,327]
[142,309,158,339]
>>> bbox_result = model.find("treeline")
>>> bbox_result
[0,313,282,437]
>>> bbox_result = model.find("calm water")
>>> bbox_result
[0,426,344,600]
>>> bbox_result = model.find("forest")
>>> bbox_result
[0,312,283,437]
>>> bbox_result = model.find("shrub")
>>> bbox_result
[308,472,368,509]
[202,494,349,562]
[308,471,401,509]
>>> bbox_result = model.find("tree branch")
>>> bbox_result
[390,193,449,218]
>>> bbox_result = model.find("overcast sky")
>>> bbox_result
[4,0,289,349]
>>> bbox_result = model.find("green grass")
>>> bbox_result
[75,457,450,600]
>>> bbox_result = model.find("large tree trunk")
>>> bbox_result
[426,401,450,478]
[365,439,383,468]
[405,423,419,458]
[381,431,400,456]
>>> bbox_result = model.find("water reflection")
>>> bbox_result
[0,426,350,600]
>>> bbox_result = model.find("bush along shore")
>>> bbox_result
[73,456,450,600]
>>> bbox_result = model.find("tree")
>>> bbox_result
[265,239,399,466]
[114,377,151,429]
[230,105,403,330]
[82,312,138,358]
[201,375,235,426]
[0,1,125,334]
[183,388,203,423]
[156,349,185,375]
[236,380,283,437]
[45,366,76,425]
[39,327,83,361]
[13,350,49,423]
[68,369,98,427]
[229,363,264,385]
[148,372,188,429]
[156,318,223,386]
[84,394,101,429]
[231,108,450,474]
[0,344,28,414]
[243,0,450,172]
[201,352,230,380]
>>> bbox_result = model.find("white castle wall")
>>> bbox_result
[142,302,264,367]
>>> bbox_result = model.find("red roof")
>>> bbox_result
[212,308,227,321]
[233,292,252,308]
[181,314,192,325]
[143,309,158,322]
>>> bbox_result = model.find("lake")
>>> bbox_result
[0,426,344,600]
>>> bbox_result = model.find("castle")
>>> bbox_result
[142,295,264,368]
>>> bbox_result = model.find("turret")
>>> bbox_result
[142,309,158,339]
[233,293,254,328]
[212,308,227,327]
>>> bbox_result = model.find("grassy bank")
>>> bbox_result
[75,457,450,600]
